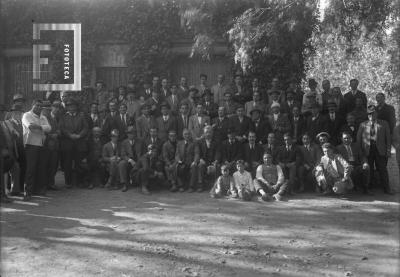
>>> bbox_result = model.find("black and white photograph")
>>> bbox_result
[0,0,399,276]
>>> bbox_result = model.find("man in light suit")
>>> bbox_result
[212,74,230,106]
[357,105,393,194]
[176,103,190,140]
[244,91,266,118]
[336,132,371,194]
[188,103,210,141]
[175,129,198,192]
[314,142,352,195]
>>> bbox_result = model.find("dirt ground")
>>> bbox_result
[1,174,399,277]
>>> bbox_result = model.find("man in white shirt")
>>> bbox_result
[21,99,51,200]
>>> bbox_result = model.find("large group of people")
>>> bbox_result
[0,74,398,203]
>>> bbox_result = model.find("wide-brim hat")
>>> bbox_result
[13,93,25,102]
[321,142,333,149]
[316,132,330,140]
[250,107,262,115]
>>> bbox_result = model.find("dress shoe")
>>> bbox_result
[141,186,151,195]
[121,185,128,192]
[179,188,185,192]
[187,188,194,193]
[170,185,178,192]
[196,188,203,193]
[261,194,272,201]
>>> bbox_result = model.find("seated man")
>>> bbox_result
[314,142,353,195]
[297,133,319,192]
[175,129,198,192]
[137,144,164,195]
[119,126,146,192]
[232,160,254,201]
[196,125,220,192]
[220,128,243,174]
[243,131,263,177]
[87,127,106,189]
[102,129,123,190]
[336,132,371,194]
[162,130,178,191]
[254,152,288,201]
[277,133,301,193]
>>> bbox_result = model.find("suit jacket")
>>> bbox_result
[326,112,345,145]
[196,138,220,164]
[162,140,177,166]
[277,145,300,164]
[102,142,122,162]
[343,90,368,113]
[376,103,396,134]
[44,114,60,151]
[87,113,104,130]
[357,119,391,156]
[176,113,190,140]
[165,95,181,116]
[202,101,218,119]
[177,85,189,99]
[336,143,366,166]
[221,101,238,118]
[298,144,319,167]
[211,116,230,143]
[59,112,89,152]
[114,113,134,140]
[120,138,145,162]
[220,140,243,163]
[145,97,161,117]
[137,152,160,173]
[156,115,178,142]
[212,83,230,105]
[180,98,197,116]
[231,85,250,105]
[188,114,210,140]
[250,119,271,144]
[243,143,263,166]
[102,112,120,141]
[136,115,156,140]
[306,114,329,143]
[175,139,198,165]
[144,137,163,157]
[280,100,300,117]
[289,115,307,144]
[229,115,252,137]
[159,88,170,102]
[318,154,350,178]
[268,113,291,143]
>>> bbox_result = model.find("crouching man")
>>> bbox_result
[314,142,353,195]
[254,152,288,201]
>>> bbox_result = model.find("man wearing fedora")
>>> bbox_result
[357,105,393,194]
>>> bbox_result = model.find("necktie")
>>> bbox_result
[370,122,375,137]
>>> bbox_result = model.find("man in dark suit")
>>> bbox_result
[211,106,230,143]
[118,126,146,192]
[102,101,119,142]
[87,127,106,189]
[357,105,393,194]
[231,74,250,105]
[339,112,358,143]
[343,79,368,113]
[145,90,162,117]
[144,127,163,159]
[175,128,198,192]
[220,129,243,173]
[156,102,177,142]
[277,133,301,193]
[165,84,181,116]
[326,102,344,145]
[280,90,299,117]
[114,103,134,141]
[267,102,292,145]
[139,81,153,101]
[376,93,396,134]
[306,103,329,144]
[249,107,271,144]
[137,144,164,195]
[202,89,218,119]
[263,132,279,164]
[159,78,171,102]
[102,129,123,190]
[162,130,178,191]
[59,99,89,188]
[297,133,319,192]
[289,105,306,145]
[87,102,104,130]
[195,125,220,192]
[177,76,189,99]
[176,103,190,140]
[337,132,371,194]
[136,104,156,140]
[230,105,252,143]
[243,131,263,177]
